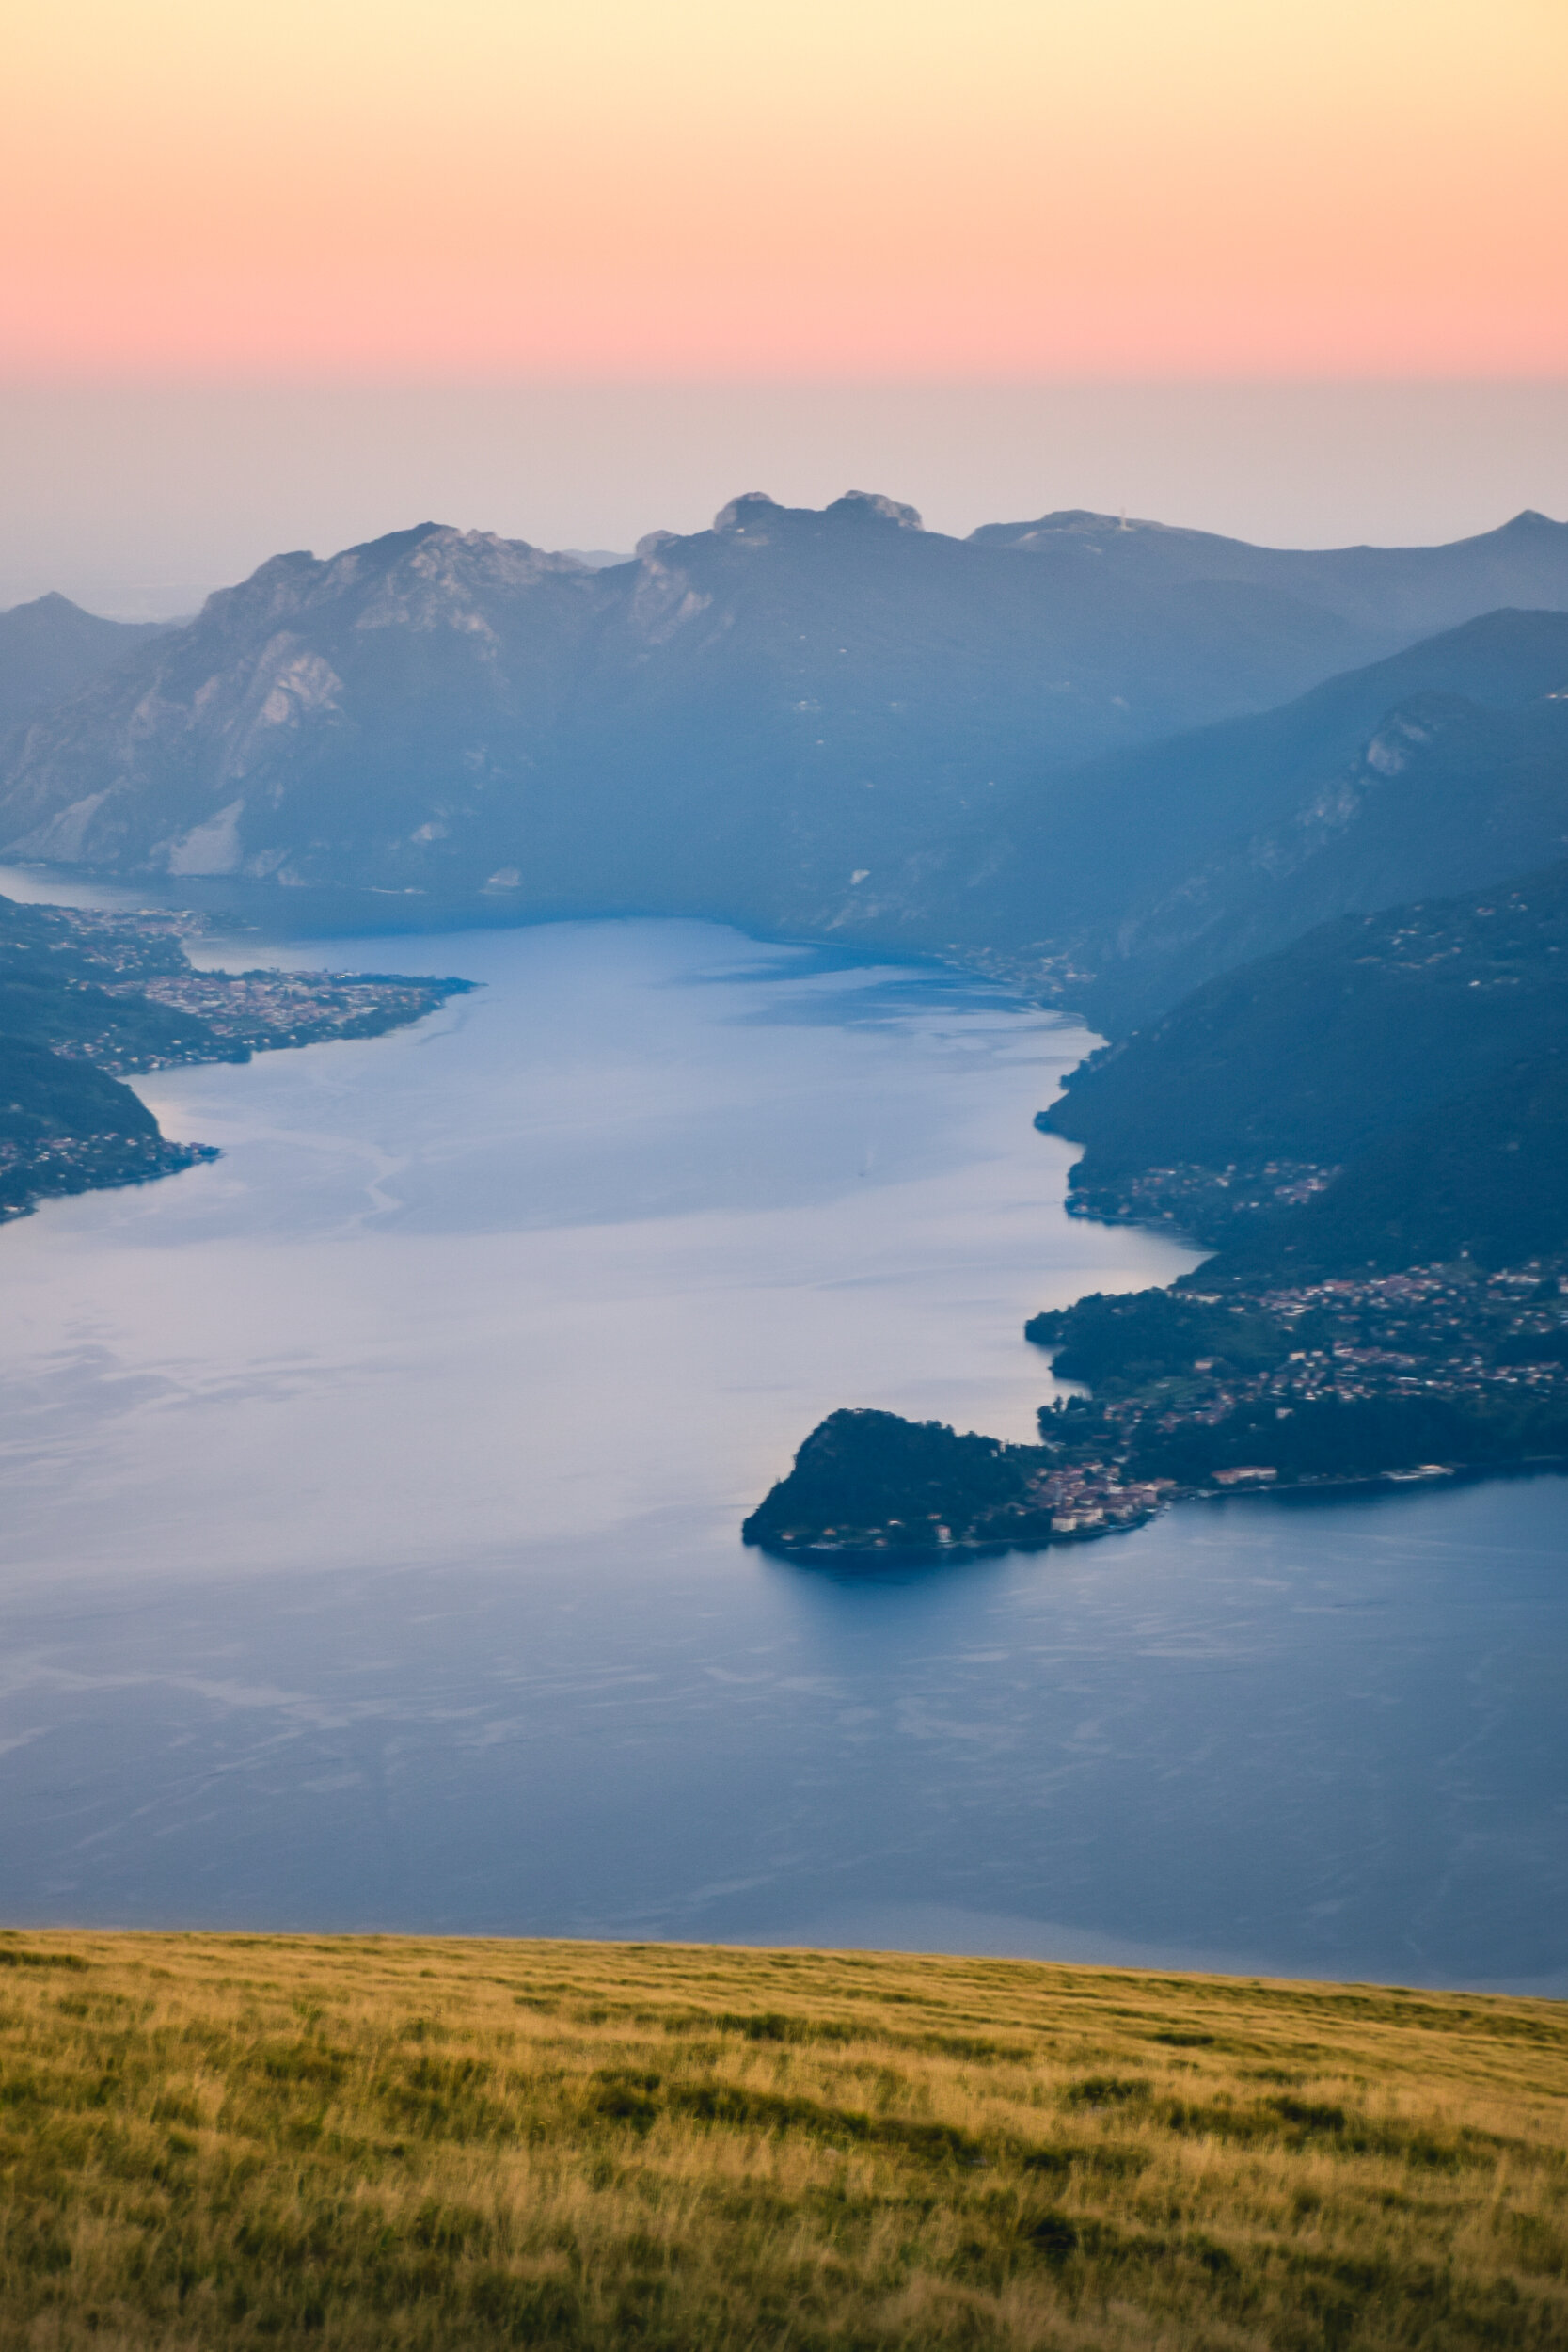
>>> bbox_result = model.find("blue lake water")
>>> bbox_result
[0,905,1563,1992]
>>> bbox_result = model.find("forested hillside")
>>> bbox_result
[1040,858,1568,1232]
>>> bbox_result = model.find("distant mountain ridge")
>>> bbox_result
[0,495,1381,910]
[970,505,1568,644]
[0,593,170,737]
[5,497,1566,951]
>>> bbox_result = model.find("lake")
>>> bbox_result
[0,905,1563,1992]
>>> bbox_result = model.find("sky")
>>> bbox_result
[3,0,1566,607]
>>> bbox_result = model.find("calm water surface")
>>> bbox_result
[0,910,1563,1991]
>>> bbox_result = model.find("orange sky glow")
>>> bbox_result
[4,0,1566,381]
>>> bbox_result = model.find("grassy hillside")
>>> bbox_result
[1,1931,1565,2349]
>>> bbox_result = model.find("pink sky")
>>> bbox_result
[6,1,1565,606]
[6,0,1566,383]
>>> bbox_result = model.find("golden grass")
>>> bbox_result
[0,1931,1564,2348]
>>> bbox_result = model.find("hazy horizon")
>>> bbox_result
[10,5,1563,611]
[4,379,1566,619]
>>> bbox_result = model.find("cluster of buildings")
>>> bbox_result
[116,968,452,1057]
[1022,1463,1174,1536]
[1088,1261,1567,1450]
[1066,1157,1339,1243]
[24,904,455,1069]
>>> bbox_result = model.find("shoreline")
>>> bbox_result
[749,1450,1568,1567]
[0,885,477,1226]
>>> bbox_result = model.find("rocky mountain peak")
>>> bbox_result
[1497,509,1565,537]
[10,591,80,616]
[710,490,924,539]
[710,492,782,535]
[825,491,924,531]
[187,524,595,646]
[6,508,1568,950]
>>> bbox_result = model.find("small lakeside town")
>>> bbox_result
[1024,1257,1568,1546]
[22,900,469,1072]
[747,1256,1568,1558]
[0,897,472,1218]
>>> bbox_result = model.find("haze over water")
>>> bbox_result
[0,906,1563,1992]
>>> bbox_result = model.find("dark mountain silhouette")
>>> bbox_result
[8,496,1565,929]
[0,1031,160,1150]
[0,593,169,736]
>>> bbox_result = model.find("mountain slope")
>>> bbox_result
[1212,1047,1568,1278]
[879,608,1568,1025]
[1044,858,1568,1175]
[0,593,169,735]
[7,1931,1563,2352]
[1040,858,1568,1269]
[6,497,1562,930]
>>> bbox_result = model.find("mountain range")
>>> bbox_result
[4,499,1566,1007]
[971,505,1568,644]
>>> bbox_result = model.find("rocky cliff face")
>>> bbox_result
[1056,628,1568,1028]
[0,524,597,886]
